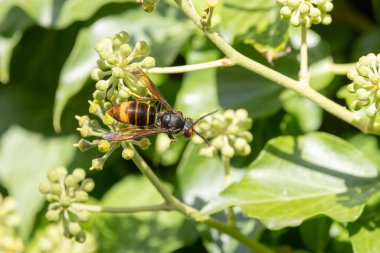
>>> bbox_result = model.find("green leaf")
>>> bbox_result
[54,6,193,131]
[97,175,197,252]
[300,217,332,252]
[217,66,283,117]
[0,33,22,83]
[202,132,378,229]
[0,125,77,238]
[348,134,380,171]
[220,0,291,60]
[348,212,380,253]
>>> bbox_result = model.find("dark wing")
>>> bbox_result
[103,128,169,142]
[128,67,173,111]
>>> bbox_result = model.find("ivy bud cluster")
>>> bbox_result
[277,0,333,28]
[75,31,154,169]
[39,167,95,243]
[346,53,380,118]
[192,109,253,158]
[0,194,24,252]
[137,0,160,13]
[28,224,97,253]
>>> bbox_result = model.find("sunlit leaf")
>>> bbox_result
[202,132,378,229]
[349,211,380,253]
[97,175,197,252]
[0,125,77,238]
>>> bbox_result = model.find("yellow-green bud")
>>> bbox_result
[112,67,124,79]
[119,31,130,43]
[199,146,216,158]
[50,183,62,196]
[211,135,225,149]
[112,34,123,48]
[98,140,111,153]
[75,115,90,127]
[77,126,90,137]
[139,138,151,150]
[103,114,115,125]
[141,56,156,69]
[69,222,82,236]
[47,193,60,202]
[72,168,86,181]
[106,53,118,65]
[240,145,251,156]
[75,231,87,243]
[351,100,363,111]
[88,100,100,114]
[288,0,300,8]
[96,80,110,91]
[221,144,235,158]
[97,59,109,70]
[46,210,60,221]
[299,3,309,14]
[141,1,156,12]
[280,7,292,19]
[47,170,59,183]
[135,41,151,56]
[207,0,218,7]
[91,158,105,170]
[74,139,96,152]
[366,105,377,118]
[291,15,301,26]
[309,7,321,18]
[122,147,135,160]
[39,182,51,194]
[321,14,332,25]
[323,1,333,12]
[75,191,89,202]
[356,88,369,100]
[77,210,91,222]
[91,69,107,81]
[239,131,253,142]
[347,83,355,93]
[60,196,72,208]
[64,175,78,188]
[370,75,380,85]
[93,90,106,102]
[120,44,132,58]
[347,69,359,80]
[233,137,249,152]
[82,179,95,192]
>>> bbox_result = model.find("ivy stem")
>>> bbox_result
[148,58,233,74]
[172,0,378,135]
[330,63,356,75]
[72,203,171,213]
[299,25,309,85]
[127,142,274,253]
[223,155,237,228]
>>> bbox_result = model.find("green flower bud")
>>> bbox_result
[91,69,107,81]
[75,115,90,127]
[359,55,372,66]
[211,135,225,149]
[139,138,151,150]
[299,3,310,14]
[72,168,86,181]
[77,126,90,137]
[351,100,363,111]
[233,137,249,152]
[90,158,105,170]
[98,140,111,153]
[207,0,218,7]
[60,196,72,208]
[39,182,51,194]
[112,67,124,79]
[77,210,91,222]
[119,31,130,43]
[47,193,60,202]
[291,15,301,26]
[356,88,370,100]
[46,210,60,221]
[50,183,62,196]
[93,90,107,102]
[376,90,380,100]
[321,14,332,25]
[112,34,123,49]
[64,175,78,188]
[68,222,82,236]
[322,1,333,12]
[347,69,359,80]
[288,0,300,7]
[95,80,110,91]
[221,144,235,158]
[120,44,132,58]
[47,170,59,183]
[82,179,95,192]
[122,147,135,160]
[118,87,130,99]
[358,66,372,77]
[97,59,109,70]
[199,146,216,158]
[74,139,96,152]
[239,131,253,142]
[88,100,100,114]
[135,41,151,56]
[240,144,251,156]
[309,7,321,18]
[280,6,292,18]
[366,104,377,118]
[106,53,118,65]
[75,191,89,202]
[75,231,87,243]
[370,75,380,85]
[141,56,156,69]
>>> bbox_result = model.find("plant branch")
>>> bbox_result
[330,63,355,75]
[72,203,171,213]
[223,155,237,228]
[172,0,377,135]
[299,25,309,85]
[148,58,233,74]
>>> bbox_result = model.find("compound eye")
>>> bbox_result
[183,127,193,138]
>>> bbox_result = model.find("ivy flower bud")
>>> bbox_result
[75,231,87,243]
[141,56,156,69]
[112,67,124,79]
[60,196,72,208]
[82,179,95,192]
[75,191,89,202]
[122,147,135,160]
[74,139,96,152]
[90,157,105,170]
[91,69,108,81]
[98,140,111,153]
[39,182,51,194]
[77,210,91,222]
[72,168,86,181]
[64,175,78,188]
[46,210,60,221]
[47,170,60,183]
[135,41,151,56]
[69,222,82,236]
[221,144,235,158]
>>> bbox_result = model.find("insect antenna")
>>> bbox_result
[194,109,219,125]
[193,109,219,146]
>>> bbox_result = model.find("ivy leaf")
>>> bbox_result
[97,175,197,253]
[202,132,378,229]
[53,6,193,132]
[0,125,77,238]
